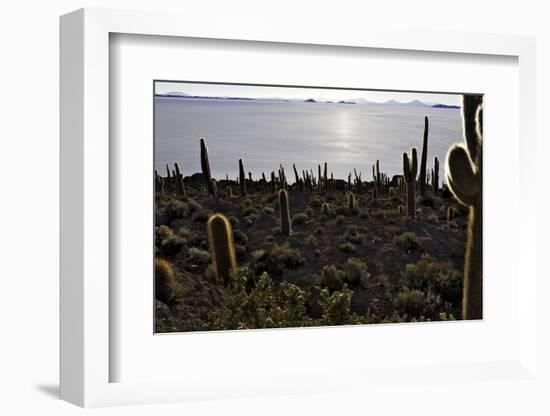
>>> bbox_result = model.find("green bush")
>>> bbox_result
[163,199,189,219]
[188,247,210,264]
[320,265,344,291]
[160,234,186,256]
[338,242,357,254]
[292,213,308,225]
[344,225,365,244]
[335,215,346,224]
[233,229,248,246]
[401,254,462,306]
[253,243,306,277]
[343,258,370,287]
[394,289,425,317]
[393,232,420,252]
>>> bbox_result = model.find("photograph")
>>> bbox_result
[153,81,483,333]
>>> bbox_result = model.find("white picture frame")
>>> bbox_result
[60,7,539,408]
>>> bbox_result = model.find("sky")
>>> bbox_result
[155,81,462,106]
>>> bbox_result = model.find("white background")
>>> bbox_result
[1,0,548,415]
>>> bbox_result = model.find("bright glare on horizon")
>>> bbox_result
[155,81,462,106]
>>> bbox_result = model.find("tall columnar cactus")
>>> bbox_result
[433,156,440,193]
[207,213,237,286]
[261,172,267,192]
[323,162,328,193]
[279,189,292,236]
[174,162,186,196]
[293,164,300,188]
[402,148,418,218]
[200,138,216,197]
[419,116,429,195]
[446,95,483,320]
[271,171,276,193]
[317,164,322,192]
[372,160,382,199]
[347,191,356,211]
[239,158,246,195]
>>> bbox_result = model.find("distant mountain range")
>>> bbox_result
[156,92,460,109]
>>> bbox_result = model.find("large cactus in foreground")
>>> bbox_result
[279,189,292,236]
[419,116,429,195]
[238,158,246,196]
[446,95,483,320]
[402,148,418,218]
[200,138,217,197]
[207,213,237,286]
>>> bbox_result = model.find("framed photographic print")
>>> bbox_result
[60,7,540,409]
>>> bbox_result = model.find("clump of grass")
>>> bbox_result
[188,247,211,264]
[343,257,370,288]
[304,207,314,218]
[401,254,462,306]
[393,232,420,252]
[314,249,321,257]
[305,235,317,246]
[292,213,308,225]
[428,214,439,223]
[344,225,365,244]
[320,265,344,291]
[335,215,346,224]
[163,199,189,219]
[338,242,357,254]
[232,229,248,246]
[155,258,178,304]
[263,206,275,215]
[394,289,425,317]
[313,226,323,236]
[242,206,259,217]
[253,243,305,277]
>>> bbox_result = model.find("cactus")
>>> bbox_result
[239,159,246,195]
[402,148,418,218]
[323,162,328,193]
[200,138,217,197]
[419,116,429,195]
[445,95,483,320]
[248,172,253,183]
[271,171,276,193]
[347,191,355,211]
[261,172,267,192]
[433,156,440,193]
[447,206,455,223]
[174,162,186,196]
[321,202,330,216]
[293,164,300,187]
[279,189,292,236]
[226,185,233,198]
[397,205,404,216]
[207,213,237,286]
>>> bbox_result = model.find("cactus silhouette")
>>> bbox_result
[347,191,356,211]
[432,157,439,193]
[271,171,276,193]
[200,138,217,197]
[419,116,429,195]
[174,162,186,196]
[239,159,246,196]
[446,95,483,320]
[402,148,418,217]
[321,202,330,216]
[279,189,292,236]
[207,213,237,286]
[398,205,404,216]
